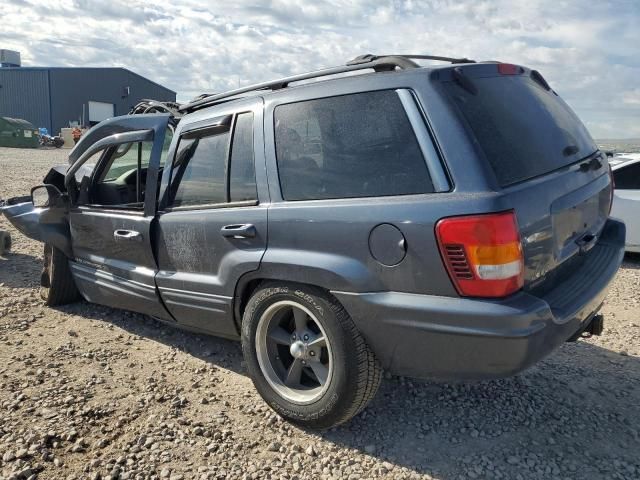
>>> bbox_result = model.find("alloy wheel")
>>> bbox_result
[255,300,333,404]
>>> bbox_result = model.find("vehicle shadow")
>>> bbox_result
[56,301,246,376]
[318,340,640,478]
[623,252,640,268]
[0,251,42,288]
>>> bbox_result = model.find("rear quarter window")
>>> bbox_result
[274,90,434,201]
[229,112,257,202]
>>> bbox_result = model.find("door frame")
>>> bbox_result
[66,114,171,217]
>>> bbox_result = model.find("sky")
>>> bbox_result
[1,0,639,138]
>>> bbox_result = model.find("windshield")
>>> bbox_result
[444,75,597,186]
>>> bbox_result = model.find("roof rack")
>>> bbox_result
[129,99,183,117]
[180,54,475,113]
[347,54,475,66]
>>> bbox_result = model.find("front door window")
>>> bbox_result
[90,141,153,208]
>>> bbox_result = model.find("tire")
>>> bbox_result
[241,282,382,429]
[0,231,10,255]
[40,244,80,306]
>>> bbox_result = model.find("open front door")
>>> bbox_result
[66,114,173,320]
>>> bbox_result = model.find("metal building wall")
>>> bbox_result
[122,69,176,112]
[49,68,176,134]
[0,67,176,135]
[0,68,51,131]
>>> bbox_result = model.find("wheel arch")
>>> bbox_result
[233,272,349,334]
[232,252,381,333]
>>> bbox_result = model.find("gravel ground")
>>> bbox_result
[1,146,639,480]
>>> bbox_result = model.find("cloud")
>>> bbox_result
[2,0,639,137]
[71,0,172,23]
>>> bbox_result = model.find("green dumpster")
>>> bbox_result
[0,117,39,148]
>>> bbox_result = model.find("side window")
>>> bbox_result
[75,149,105,205]
[160,127,174,167]
[100,142,152,182]
[613,163,640,190]
[167,111,258,209]
[274,90,434,201]
[169,130,229,207]
[89,141,153,207]
[229,112,257,202]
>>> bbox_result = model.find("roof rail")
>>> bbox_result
[180,53,474,113]
[347,54,475,65]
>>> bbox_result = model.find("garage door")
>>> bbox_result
[88,101,115,123]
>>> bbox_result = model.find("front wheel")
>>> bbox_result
[241,282,382,429]
[40,244,80,306]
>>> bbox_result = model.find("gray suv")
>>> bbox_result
[1,54,625,429]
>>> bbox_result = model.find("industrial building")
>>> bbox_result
[0,50,176,135]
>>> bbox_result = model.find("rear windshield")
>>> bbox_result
[444,75,597,186]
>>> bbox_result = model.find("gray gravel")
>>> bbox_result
[1,146,639,479]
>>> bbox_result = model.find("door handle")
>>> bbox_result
[113,229,142,242]
[220,224,256,239]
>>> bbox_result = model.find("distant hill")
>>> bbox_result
[596,139,640,154]
[596,138,640,143]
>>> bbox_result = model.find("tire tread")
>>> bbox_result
[41,244,80,306]
[326,296,382,425]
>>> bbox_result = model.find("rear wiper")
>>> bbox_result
[579,156,602,172]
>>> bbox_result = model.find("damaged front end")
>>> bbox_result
[2,110,177,260]
[1,137,76,237]
[0,166,73,257]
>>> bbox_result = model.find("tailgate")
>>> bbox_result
[503,153,612,290]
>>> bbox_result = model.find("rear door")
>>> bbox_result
[154,98,268,337]
[67,115,172,319]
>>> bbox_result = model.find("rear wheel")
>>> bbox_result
[40,244,80,306]
[241,282,382,429]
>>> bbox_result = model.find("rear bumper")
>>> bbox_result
[333,219,625,380]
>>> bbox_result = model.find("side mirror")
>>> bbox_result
[31,184,64,208]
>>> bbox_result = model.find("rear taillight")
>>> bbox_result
[497,63,523,75]
[436,211,524,298]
